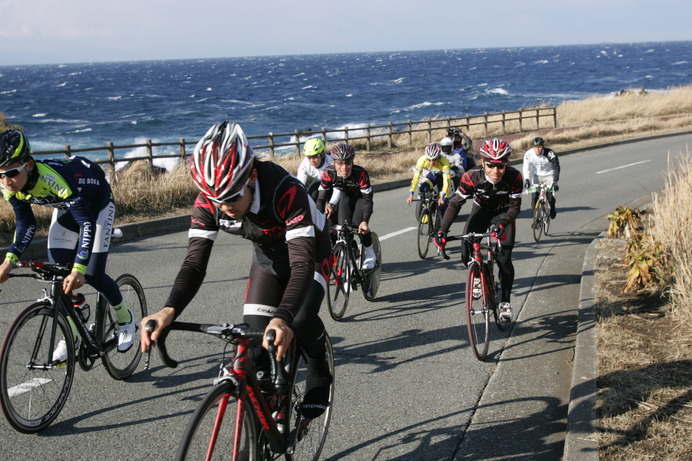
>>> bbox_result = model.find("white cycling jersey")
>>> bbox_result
[296,154,334,185]
[522,147,560,184]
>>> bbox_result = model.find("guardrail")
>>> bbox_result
[31,106,556,181]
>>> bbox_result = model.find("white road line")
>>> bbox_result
[8,377,53,397]
[379,226,416,241]
[596,159,651,174]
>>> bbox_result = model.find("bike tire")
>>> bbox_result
[99,274,148,380]
[286,333,335,461]
[175,381,259,461]
[465,265,490,361]
[0,302,76,433]
[417,209,432,259]
[328,242,351,321]
[363,232,382,301]
[532,200,544,242]
[543,202,551,236]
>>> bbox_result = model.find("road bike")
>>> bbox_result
[530,183,552,242]
[145,320,335,461]
[327,223,382,321]
[0,260,147,433]
[414,191,443,259]
[458,231,507,361]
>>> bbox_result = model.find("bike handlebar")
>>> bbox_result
[144,319,264,369]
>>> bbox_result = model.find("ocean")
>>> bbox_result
[1,41,690,161]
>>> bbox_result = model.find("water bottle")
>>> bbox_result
[70,293,90,322]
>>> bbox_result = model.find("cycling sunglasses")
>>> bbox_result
[483,162,507,170]
[0,163,28,179]
[214,178,250,205]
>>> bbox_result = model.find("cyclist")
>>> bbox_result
[296,137,335,202]
[140,122,332,418]
[316,143,377,270]
[447,128,476,171]
[406,143,451,217]
[434,138,523,322]
[440,137,464,190]
[522,136,560,219]
[0,130,134,358]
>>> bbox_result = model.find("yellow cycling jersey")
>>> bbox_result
[409,155,452,196]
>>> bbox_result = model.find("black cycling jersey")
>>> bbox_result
[316,164,373,222]
[440,165,523,232]
[165,161,330,325]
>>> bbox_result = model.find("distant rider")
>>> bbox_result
[435,138,523,322]
[316,143,377,270]
[296,137,335,202]
[406,143,451,216]
[522,136,560,219]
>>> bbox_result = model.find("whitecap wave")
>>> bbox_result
[32,113,47,118]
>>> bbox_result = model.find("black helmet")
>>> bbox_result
[330,143,355,161]
[0,130,32,168]
[531,136,545,147]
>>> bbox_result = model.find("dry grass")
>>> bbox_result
[595,147,692,460]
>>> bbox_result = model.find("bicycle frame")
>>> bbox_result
[332,224,367,286]
[155,322,292,456]
[12,262,111,368]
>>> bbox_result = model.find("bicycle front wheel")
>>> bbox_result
[0,302,75,433]
[328,242,351,321]
[532,200,545,242]
[465,265,490,361]
[543,202,551,236]
[417,208,432,259]
[287,334,335,461]
[99,274,148,380]
[176,381,258,461]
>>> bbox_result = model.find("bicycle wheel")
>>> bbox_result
[99,274,148,380]
[176,381,258,461]
[417,208,432,259]
[0,302,76,433]
[328,242,351,321]
[287,334,335,461]
[532,200,544,242]
[465,265,490,361]
[543,202,551,236]
[363,232,382,301]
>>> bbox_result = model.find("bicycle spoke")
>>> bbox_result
[0,303,75,433]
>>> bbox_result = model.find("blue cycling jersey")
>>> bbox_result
[3,156,112,273]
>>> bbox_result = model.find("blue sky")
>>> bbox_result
[1,0,690,66]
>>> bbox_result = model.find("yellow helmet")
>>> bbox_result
[303,138,325,157]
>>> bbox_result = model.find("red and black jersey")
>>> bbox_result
[165,161,330,324]
[441,165,523,230]
[316,164,373,221]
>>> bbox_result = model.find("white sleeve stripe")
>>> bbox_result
[286,225,315,240]
[188,228,218,241]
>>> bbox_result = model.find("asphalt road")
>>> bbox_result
[0,133,690,460]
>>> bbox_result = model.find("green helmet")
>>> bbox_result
[303,138,325,157]
[0,130,32,168]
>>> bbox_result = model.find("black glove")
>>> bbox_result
[553,183,559,192]
[434,231,447,250]
[490,224,505,240]
[524,179,531,190]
